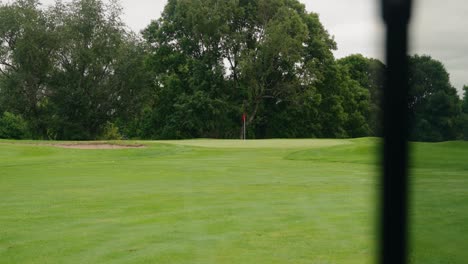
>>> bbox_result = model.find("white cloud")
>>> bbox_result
[303,0,384,60]
[411,0,468,92]
[307,0,467,93]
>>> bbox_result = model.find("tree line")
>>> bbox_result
[0,0,466,141]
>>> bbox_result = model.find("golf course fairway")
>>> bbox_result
[1,138,467,263]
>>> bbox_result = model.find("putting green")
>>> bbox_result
[0,138,467,263]
[155,138,353,149]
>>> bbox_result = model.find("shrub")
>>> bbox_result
[0,112,30,139]
[99,122,122,140]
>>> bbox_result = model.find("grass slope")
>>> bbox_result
[0,138,467,263]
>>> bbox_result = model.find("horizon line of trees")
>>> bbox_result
[1,0,467,142]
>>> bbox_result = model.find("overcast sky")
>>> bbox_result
[35,0,467,93]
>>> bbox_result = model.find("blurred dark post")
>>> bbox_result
[381,0,412,263]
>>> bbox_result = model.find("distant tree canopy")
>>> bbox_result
[0,0,466,142]
[461,85,468,140]
[142,0,334,138]
[0,0,149,140]
[337,54,385,136]
[408,55,462,141]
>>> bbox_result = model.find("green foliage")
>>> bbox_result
[462,85,468,114]
[0,112,29,139]
[47,0,149,140]
[408,55,462,142]
[142,0,342,139]
[0,0,56,138]
[0,1,466,141]
[457,114,468,141]
[338,54,385,136]
[458,86,468,140]
[98,121,122,140]
[0,0,150,140]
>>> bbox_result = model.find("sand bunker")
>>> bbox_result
[53,143,145,149]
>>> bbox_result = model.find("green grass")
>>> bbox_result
[0,138,467,263]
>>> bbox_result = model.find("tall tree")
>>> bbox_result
[142,0,233,139]
[0,0,150,139]
[0,0,57,137]
[459,85,468,140]
[47,0,146,139]
[408,55,461,141]
[338,54,385,135]
[143,0,338,139]
[462,85,468,114]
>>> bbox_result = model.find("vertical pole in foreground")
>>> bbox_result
[381,0,412,264]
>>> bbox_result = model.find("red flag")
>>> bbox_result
[242,113,246,122]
